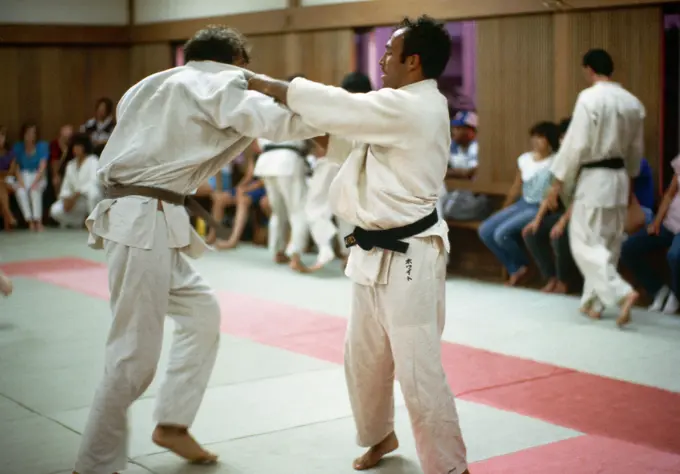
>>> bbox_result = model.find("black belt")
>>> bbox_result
[581,157,625,170]
[344,210,439,254]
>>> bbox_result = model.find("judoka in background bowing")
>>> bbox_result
[74,26,320,474]
[249,16,470,474]
[547,48,644,327]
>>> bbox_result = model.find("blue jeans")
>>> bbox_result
[620,211,680,298]
[478,199,539,274]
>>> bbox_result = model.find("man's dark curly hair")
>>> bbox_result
[341,72,373,93]
[184,25,251,65]
[397,16,452,80]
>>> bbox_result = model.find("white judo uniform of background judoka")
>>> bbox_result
[49,154,101,227]
[253,138,310,258]
[77,61,320,474]
[551,81,645,312]
[286,77,468,474]
[305,137,354,265]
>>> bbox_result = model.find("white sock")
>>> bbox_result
[662,292,679,314]
[649,286,670,312]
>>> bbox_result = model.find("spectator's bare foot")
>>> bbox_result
[0,272,12,297]
[35,221,44,232]
[214,239,238,250]
[205,230,217,245]
[274,252,290,264]
[553,281,568,294]
[152,425,217,464]
[506,266,528,286]
[28,221,36,231]
[541,278,557,293]
[579,305,601,320]
[617,291,639,328]
[353,432,399,471]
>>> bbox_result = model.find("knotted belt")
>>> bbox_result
[344,210,439,254]
[103,184,229,239]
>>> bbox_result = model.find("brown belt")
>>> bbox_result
[103,184,229,239]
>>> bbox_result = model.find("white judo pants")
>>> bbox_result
[569,201,633,311]
[305,160,353,263]
[50,192,99,228]
[263,174,308,257]
[345,236,468,474]
[13,171,45,222]
[75,212,221,474]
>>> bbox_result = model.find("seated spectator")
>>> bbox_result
[438,111,490,220]
[12,122,49,231]
[204,162,234,244]
[49,133,100,228]
[80,98,115,156]
[620,155,680,314]
[49,124,74,193]
[522,118,577,293]
[0,126,17,230]
[214,142,268,249]
[478,121,560,285]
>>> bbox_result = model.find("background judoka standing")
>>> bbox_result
[75,26,319,474]
[547,48,645,327]
[249,16,469,474]
[303,71,373,273]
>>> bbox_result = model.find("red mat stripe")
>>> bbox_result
[469,435,680,473]
[4,257,680,455]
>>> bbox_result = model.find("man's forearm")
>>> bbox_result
[261,79,290,106]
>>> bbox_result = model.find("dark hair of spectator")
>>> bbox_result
[341,72,373,93]
[287,74,306,81]
[96,98,114,117]
[70,133,94,156]
[397,15,452,80]
[20,122,39,143]
[530,121,560,152]
[558,117,571,137]
[582,49,614,77]
[184,25,251,65]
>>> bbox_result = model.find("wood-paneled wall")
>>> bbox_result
[475,6,663,193]
[0,46,130,142]
[130,43,173,84]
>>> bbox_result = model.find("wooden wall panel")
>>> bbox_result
[553,7,662,180]
[475,14,555,192]
[130,43,173,84]
[0,46,130,143]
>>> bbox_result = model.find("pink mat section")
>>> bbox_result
[470,435,680,473]
[5,257,680,456]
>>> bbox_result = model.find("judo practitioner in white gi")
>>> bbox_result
[249,16,469,474]
[302,72,373,273]
[547,48,644,327]
[74,26,320,474]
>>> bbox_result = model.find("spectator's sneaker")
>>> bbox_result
[662,292,679,315]
[649,286,670,312]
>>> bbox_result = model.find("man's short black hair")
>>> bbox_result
[184,25,250,65]
[558,117,571,137]
[397,15,452,80]
[341,72,373,93]
[287,74,306,81]
[582,48,614,77]
[70,132,94,156]
[530,121,560,151]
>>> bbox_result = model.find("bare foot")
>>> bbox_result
[616,291,639,328]
[579,305,601,320]
[152,425,217,464]
[506,266,529,286]
[353,432,399,470]
[205,230,217,245]
[28,221,36,231]
[0,272,12,297]
[274,252,290,264]
[289,254,310,273]
[35,221,44,232]
[214,239,238,250]
[541,278,557,293]
[553,281,568,294]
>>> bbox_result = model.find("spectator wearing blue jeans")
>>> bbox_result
[479,121,560,285]
[620,156,680,314]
